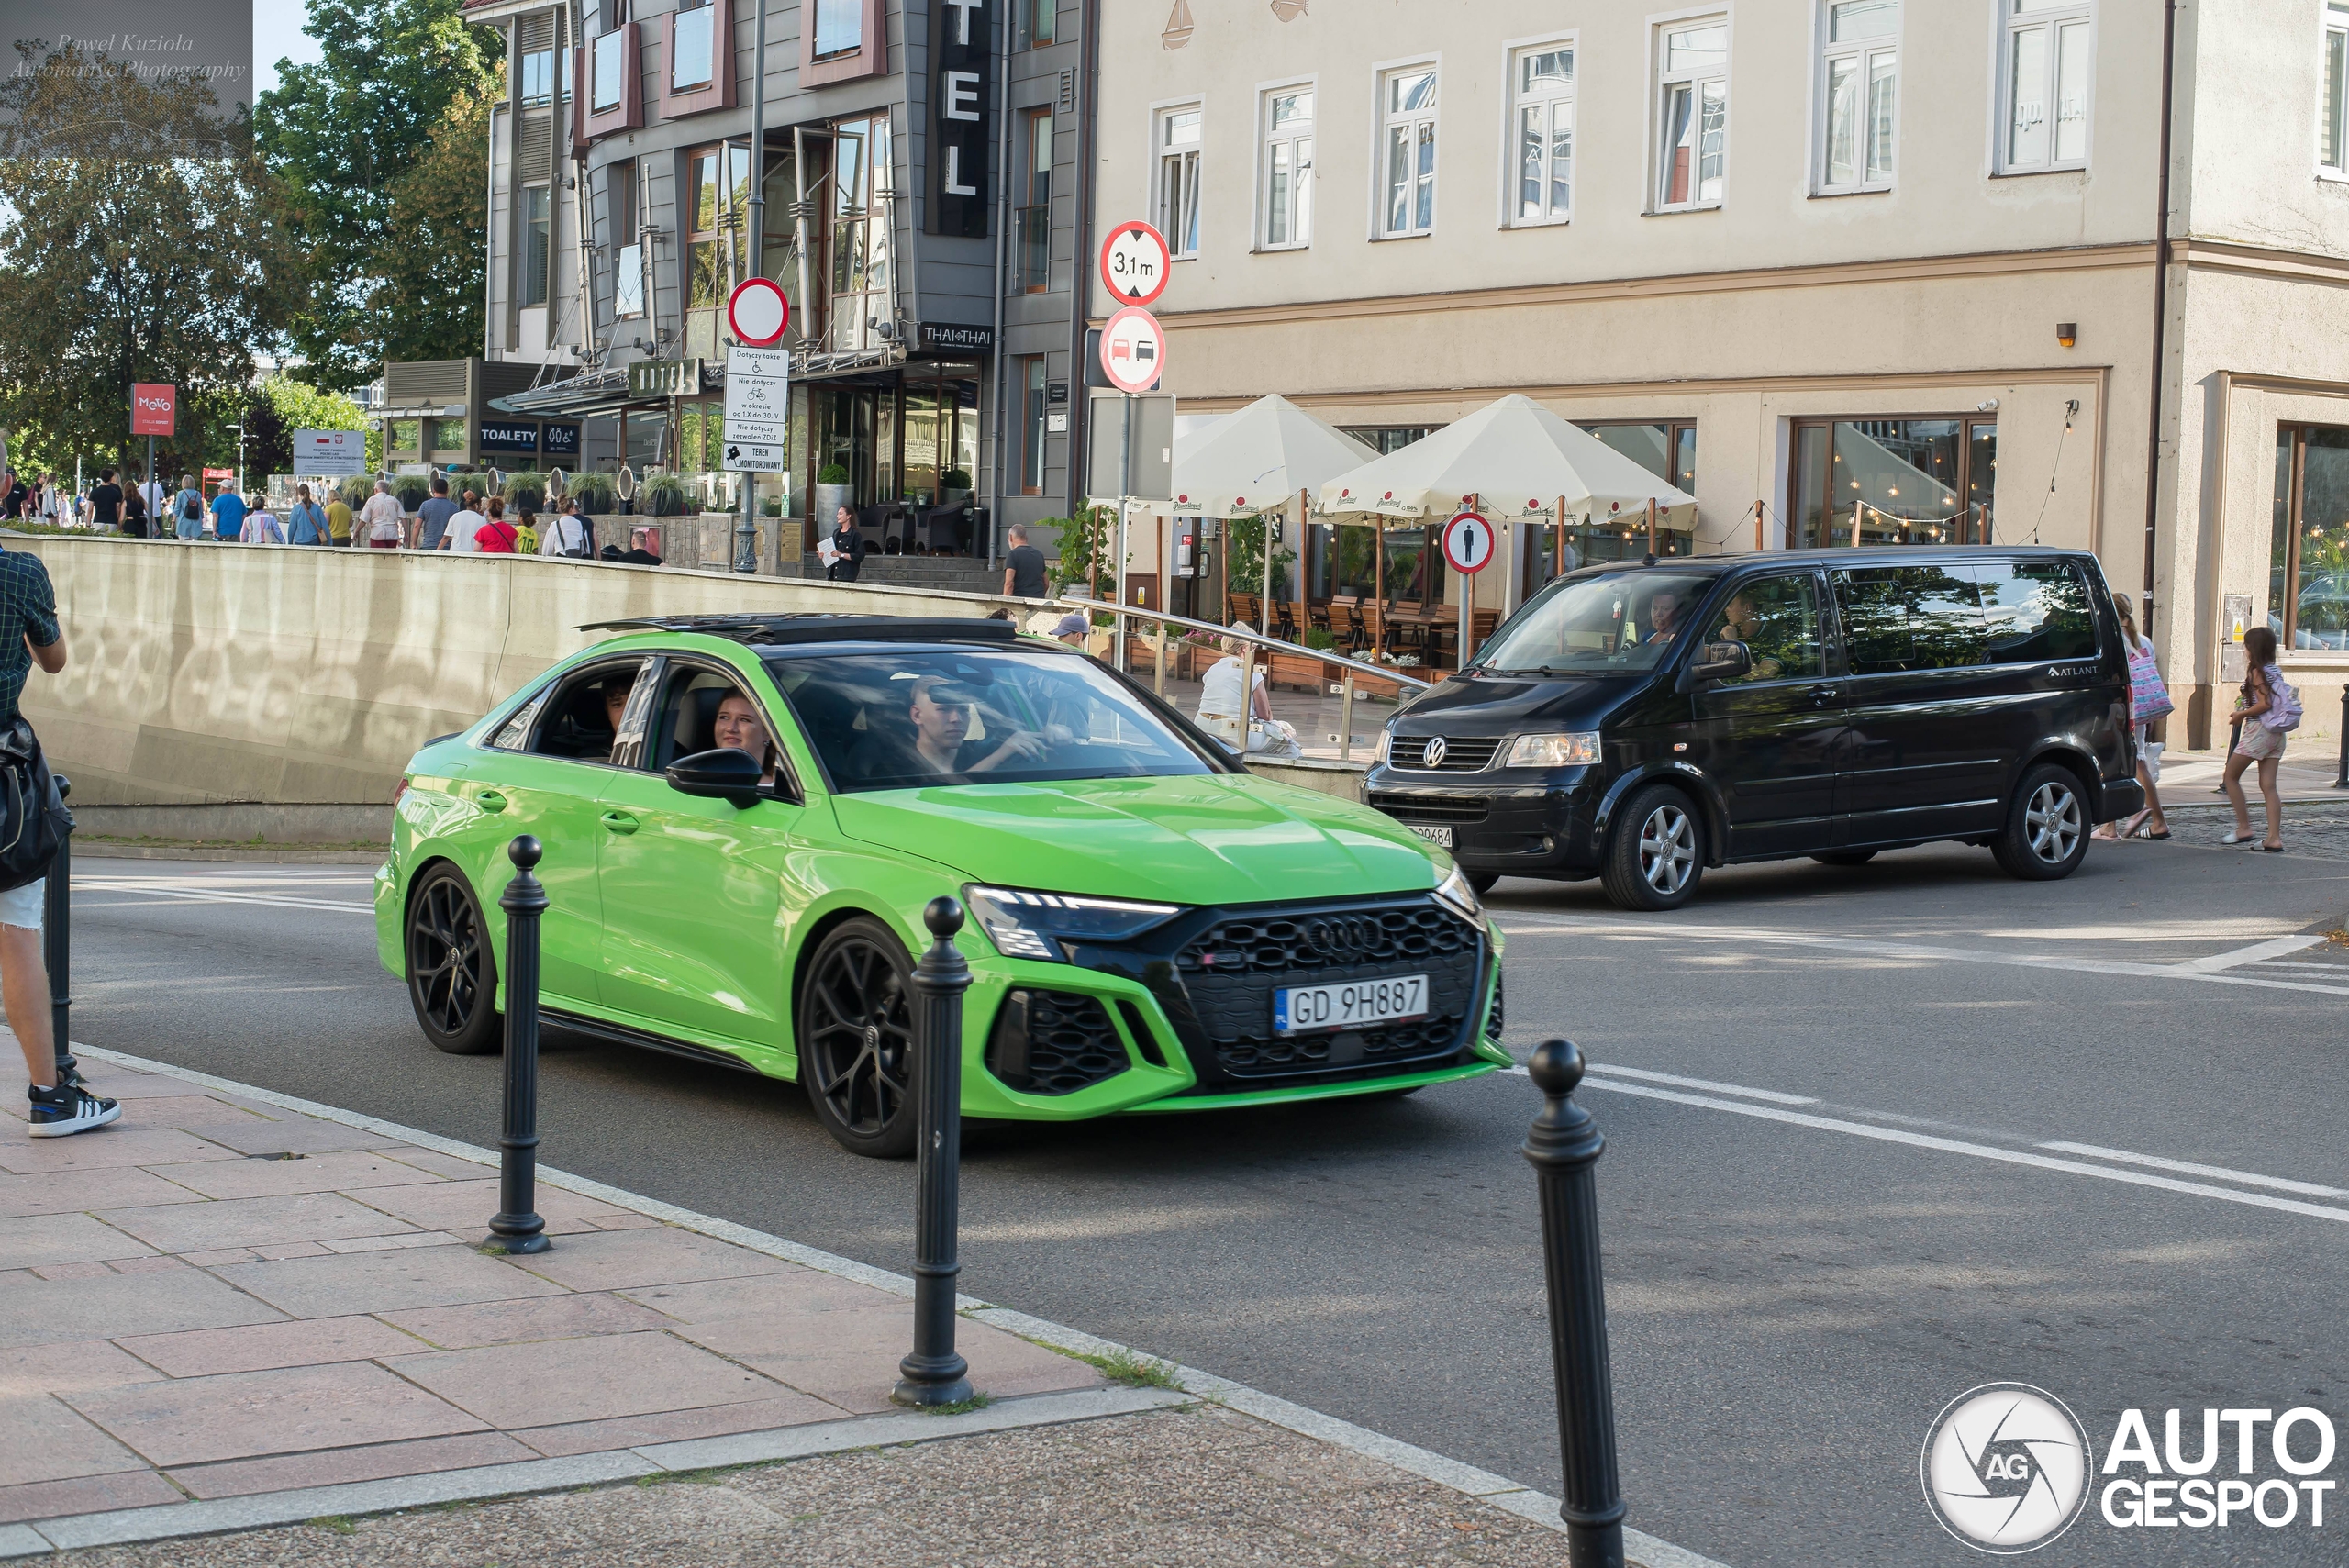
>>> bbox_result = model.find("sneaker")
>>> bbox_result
[28,1082,120,1138]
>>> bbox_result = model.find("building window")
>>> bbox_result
[1789,417,1998,549]
[1819,0,1895,192]
[2000,0,2090,172]
[1017,108,1052,290]
[592,27,626,112]
[1656,19,1727,209]
[609,162,644,318]
[672,0,714,90]
[814,0,861,60]
[1340,427,1429,456]
[389,419,422,453]
[518,46,555,105]
[1019,357,1048,494]
[1578,421,1697,496]
[685,143,752,357]
[521,185,551,307]
[2270,425,2349,650]
[1510,45,1572,225]
[1378,66,1437,238]
[1017,0,1053,50]
[1155,106,1201,257]
[825,117,893,354]
[1260,86,1313,248]
[2323,4,2349,174]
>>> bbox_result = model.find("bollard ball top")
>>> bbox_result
[923,895,965,940]
[507,834,544,871]
[1527,1038,1586,1097]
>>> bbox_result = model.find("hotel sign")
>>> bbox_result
[628,359,706,397]
[926,0,991,238]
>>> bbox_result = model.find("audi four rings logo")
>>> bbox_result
[1922,1384,2094,1553]
[1304,917,1375,960]
[1423,736,1449,767]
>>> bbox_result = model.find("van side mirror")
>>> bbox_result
[665,747,769,808]
[1683,640,1753,688]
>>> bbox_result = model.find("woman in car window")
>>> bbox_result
[713,691,781,786]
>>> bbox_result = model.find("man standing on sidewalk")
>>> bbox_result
[0,550,117,1135]
[358,479,404,550]
[414,476,459,551]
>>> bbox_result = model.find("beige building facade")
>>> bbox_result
[1095,0,2349,746]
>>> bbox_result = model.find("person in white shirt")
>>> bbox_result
[1196,624,1300,758]
[358,480,405,549]
[138,469,166,520]
[540,504,594,559]
[440,495,486,552]
[240,500,287,545]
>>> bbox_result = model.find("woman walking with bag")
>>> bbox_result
[2097,592,2172,840]
[2221,625,2298,851]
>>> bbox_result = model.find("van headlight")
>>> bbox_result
[1505,731,1602,768]
[1375,727,1392,763]
[1431,862,1486,929]
[964,885,1183,962]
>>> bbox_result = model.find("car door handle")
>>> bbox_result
[1805,684,1842,706]
[600,810,639,835]
[476,789,507,813]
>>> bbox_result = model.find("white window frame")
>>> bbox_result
[2321,3,2349,180]
[1152,100,1203,260]
[1373,56,1441,240]
[1255,77,1316,251]
[1996,0,2093,175]
[1650,9,1730,213]
[1501,32,1576,228]
[1814,0,1897,194]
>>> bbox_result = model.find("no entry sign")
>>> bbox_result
[1098,306,1167,395]
[727,277,790,347]
[1099,221,1172,307]
[1442,511,1495,573]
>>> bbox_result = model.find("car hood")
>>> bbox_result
[831,772,1441,905]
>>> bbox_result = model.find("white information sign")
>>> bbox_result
[724,347,790,471]
[292,429,367,477]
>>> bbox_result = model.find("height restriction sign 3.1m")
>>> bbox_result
[1099,220,1171,308]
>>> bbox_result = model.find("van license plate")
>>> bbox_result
[1274,974,1429,1035]
[1408,824,1453,849]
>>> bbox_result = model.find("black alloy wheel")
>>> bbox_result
[1600,783,1706,912]
[1991,762,2091,881]
[406,865,501,1055]
[1810,850,1878,867]
[798,917,919,1158]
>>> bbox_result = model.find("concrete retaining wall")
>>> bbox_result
[16,537,1022,807]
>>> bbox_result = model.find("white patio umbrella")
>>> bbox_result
[1317,393,1698,531]
[1152,394,1380,518]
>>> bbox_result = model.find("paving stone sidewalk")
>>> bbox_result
[0,1048,1096,1536]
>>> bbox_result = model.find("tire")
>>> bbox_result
[406,864,501,1055]
[797,917,919,1158]
[1465,871,1499,895]
[1991,762,2090,881]
[1600,784,1706,911]
[1810,850,1877,867]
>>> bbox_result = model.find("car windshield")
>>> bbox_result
[1479,572,1718,673]
[763,647,1217,793]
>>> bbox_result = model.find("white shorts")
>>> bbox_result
[0,878,42,931]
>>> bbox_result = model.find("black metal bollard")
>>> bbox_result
[45,774,72,1082]
[894,896,974,1407]
[1522,1039,1626,1568]
[2334,687,2347,790]
[484,836,550,1255]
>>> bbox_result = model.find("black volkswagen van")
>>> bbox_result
[1365,548,2143,910]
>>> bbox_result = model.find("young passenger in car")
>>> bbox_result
[713,691,781,787]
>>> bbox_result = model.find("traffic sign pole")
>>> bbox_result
[1443,508,1493,671]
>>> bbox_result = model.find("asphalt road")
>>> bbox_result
[49,833,2349,1567]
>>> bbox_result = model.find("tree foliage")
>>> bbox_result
[0,44,304,480]
[257,0,501,389]
[241,376,378,479]
[376,88,495,372]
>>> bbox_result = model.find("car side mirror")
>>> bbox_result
[665,747,768,809]
[1682,640,1753,690]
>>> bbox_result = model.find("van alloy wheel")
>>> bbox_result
[1992,762,2092,882]
[2023,780,2082,865]
[1601,783,1707,911]
[1638,803,1697,895]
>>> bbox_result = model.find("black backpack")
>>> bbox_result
[182,493,202,522]
[0,719,70,893]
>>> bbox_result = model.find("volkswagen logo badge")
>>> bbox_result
[1424,736,1448,768]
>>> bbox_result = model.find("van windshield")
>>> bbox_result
[1479,573,1716,674]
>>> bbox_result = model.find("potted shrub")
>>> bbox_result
[391,475,431,514]
[567,472,618,515]
[813,463,853,535]
[939,467,973,507]
[643,472,691,517]
[500,473,547,513]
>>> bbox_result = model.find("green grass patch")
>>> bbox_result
[914,1391,996,1416]
[1077,1347,1184,1390]
[306,1515,357,1535]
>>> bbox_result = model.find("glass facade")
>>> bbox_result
[1789,417,1997,549]
[2270,425,2349,650]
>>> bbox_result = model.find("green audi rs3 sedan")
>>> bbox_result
[374,614,1507,1157]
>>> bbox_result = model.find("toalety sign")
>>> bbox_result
[1923,1385,2340,1553]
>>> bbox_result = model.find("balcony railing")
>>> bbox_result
[1015,205,1050,292]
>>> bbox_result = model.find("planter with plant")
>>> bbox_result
[939,467,973,506]
[643,472,691,517]
[568,472,618,515]
[1047,503,1119,597]
[1226,513,1298,626]
[813,464,853,534]
[500,473,547,513]
[391,475,432,514]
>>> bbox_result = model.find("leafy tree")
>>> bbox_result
[0,43,304,483]
[376,88,494,372]
[248,376,379,475]
[257,0,501,390]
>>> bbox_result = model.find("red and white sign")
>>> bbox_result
[1098,221,1172,307]
[726,277,790,347]
[1098,306,1167,395]
[1442,510,1495,574]
[131,383,176,438]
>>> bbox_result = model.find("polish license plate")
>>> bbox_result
[1274,974,1429,1035]
[1407,824,1453,849]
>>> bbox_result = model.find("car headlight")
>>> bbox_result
[1505,731,1602,769]
[964,885,1184,962]
[1430,862,1486,929]
[1375,727,1392,764]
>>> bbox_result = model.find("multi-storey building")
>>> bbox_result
[1097,0,2349,746]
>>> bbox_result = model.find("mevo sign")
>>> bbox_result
[926,0,991,238]
[131,384,176,437]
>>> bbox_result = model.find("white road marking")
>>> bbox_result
[1579,1062,1819,1106]
[1494,917,2349,998]
[1578,1077,2349,1227]
[2247,960,2349,974]
[71,882,373,915]
[2036,1141,2349,1198]
[2171,933,2327,973]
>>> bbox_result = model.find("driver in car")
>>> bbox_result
[907,676,1051,775]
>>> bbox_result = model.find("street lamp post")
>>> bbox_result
[226,424,247,495]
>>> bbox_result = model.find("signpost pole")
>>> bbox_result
[1116,391,1132,673]
[1460,499,1475,671]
